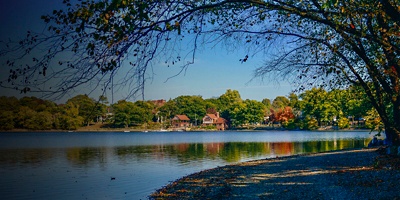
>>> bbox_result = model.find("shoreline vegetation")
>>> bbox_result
[1,123,373,133]
[150,148,400,199]
[0,87,380,134]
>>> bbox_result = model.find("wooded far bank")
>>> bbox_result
[0,87,382,132]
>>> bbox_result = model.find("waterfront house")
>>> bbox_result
[172,115,191,128]
[202,112,227,130]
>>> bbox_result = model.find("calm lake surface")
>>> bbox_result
[0,131,373,199]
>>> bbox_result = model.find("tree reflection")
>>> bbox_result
[114,139,370,164]
[66,147,108,169]
[0,149,55,167]
[0,139,370,167]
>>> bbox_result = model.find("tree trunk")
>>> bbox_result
[385,97,400,146]
[384,94,400,146]
[384,126,400,146]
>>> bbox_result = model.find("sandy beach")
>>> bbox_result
[150,148,400,199]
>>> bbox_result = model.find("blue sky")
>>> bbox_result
[0,0,293,103]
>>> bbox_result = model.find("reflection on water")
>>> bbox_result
[0,131,372,199]
[114,139,368,164]
[0,140,367,166]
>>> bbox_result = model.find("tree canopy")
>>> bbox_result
[0,87,380,131]
[1,0,399,144]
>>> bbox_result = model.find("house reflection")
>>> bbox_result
[0,139,370,167]
[111,139,369,164]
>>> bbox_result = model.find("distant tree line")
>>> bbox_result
[0,94,107,130]
[277,87,381,130]
[0,87,382,131]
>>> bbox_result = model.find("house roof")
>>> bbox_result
[206,114,218,119]
[151,99,166,107]
[174,115,190,121]
[215,118,227,124]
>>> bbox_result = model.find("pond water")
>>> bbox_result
[0,131,373,199]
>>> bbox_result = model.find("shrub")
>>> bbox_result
[337,117,350,129]
[0,111,15,130]
[283,119,298,130]
[305,117,319,130]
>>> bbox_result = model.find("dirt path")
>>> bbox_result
[150,148,400,199]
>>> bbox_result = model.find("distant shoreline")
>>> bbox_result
[0,126,373,133]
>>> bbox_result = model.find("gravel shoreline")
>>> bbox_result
[150,148,400,199]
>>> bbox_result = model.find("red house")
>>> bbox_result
[202,112,227,130]
[172,115,190,128]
